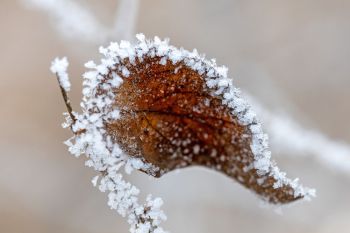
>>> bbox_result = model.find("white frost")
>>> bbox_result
[50,57,71,92]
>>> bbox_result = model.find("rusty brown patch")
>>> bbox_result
[102,57,300,204]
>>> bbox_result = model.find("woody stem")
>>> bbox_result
[55,74,77,124]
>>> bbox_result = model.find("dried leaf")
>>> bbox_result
[70,35,314,205]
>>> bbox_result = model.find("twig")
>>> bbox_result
[50,57,77,128]
[55,74,76,124]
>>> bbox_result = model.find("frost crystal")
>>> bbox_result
[50,57,71,91]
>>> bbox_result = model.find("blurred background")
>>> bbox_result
[1,0,350,232]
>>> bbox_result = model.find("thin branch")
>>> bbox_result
[50,57,77,126]
[55,74,76,124]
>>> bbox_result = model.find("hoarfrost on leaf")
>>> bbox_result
[52,34,316,233]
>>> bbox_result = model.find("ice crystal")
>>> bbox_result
[50,57,71,91]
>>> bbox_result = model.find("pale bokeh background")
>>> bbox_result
[1,0,350,232]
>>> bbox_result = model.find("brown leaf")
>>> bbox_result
[103,56,301,204]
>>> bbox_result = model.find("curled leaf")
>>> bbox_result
[70,34,315,205]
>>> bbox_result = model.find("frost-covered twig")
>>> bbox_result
[249,97,350,174]
[21,0,140,43]
[50,57,76,124]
